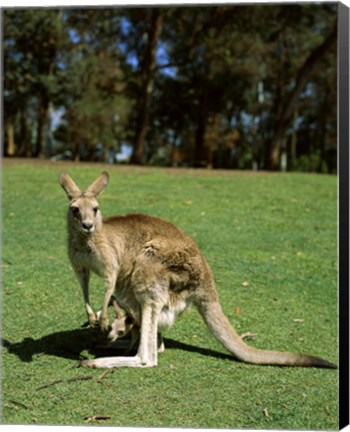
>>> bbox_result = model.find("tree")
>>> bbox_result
[252,4,337,170]
[3,9,35,156]
[266,21,337,169]
[60,9,130,161]
[156,6,263,167]
[124,8,164,164]
[3,4,337,171]
[3,9,63,157]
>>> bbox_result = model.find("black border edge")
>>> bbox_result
[339,1,350,430]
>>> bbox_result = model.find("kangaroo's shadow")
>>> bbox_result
[2,328,103,363]
[165,338,233,361]
[2,328,233,364]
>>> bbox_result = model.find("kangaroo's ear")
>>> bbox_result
[59,172,82,200]
[85,171,109,197]
[111,297,126,317]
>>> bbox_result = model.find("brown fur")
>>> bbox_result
[59,172,337,369]
[105,296,164,355]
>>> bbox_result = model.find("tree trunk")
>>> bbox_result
[290,109,298,171]
[131,10,163,165]
[6,123,16,156]
[267,130,284,171]
[86,142,96,161]
[18,108,31,157]
[194,91,208,167]
[266,23,337,170]
[33,12,59,159]
[34,91,49,158]
[132,96,149,165]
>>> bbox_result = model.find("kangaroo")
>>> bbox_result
[106,296,141,354]
[106,298,165,355]
[81,295,132,333]
[89,296,139,353]
[107,296,137,341]
[59,171,337,369]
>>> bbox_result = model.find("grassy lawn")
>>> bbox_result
[1,161,338,429]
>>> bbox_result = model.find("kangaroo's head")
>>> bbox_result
[108,315,134,342]
[59,172,109,235]
[107,297,135,342]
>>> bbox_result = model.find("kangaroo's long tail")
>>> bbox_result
[197,300,337,369]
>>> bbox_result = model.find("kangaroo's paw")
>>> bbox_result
[89,315,100,329]
[157,341,165,353]
[81,313,99,329]
[78,355,154,369]
[99,316,111,333]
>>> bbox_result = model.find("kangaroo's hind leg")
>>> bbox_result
[79,298,162,368]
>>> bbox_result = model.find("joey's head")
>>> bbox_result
[107,297,135,342]
[59,172,109,235]
[108,315,134,342]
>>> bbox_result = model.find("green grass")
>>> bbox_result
[1,162,338,429]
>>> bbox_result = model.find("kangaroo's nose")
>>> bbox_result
[82,222,93,231]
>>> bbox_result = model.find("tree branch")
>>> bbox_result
[281,21,337,128]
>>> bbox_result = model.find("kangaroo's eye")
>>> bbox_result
[71,207,80,216]
[125,316,133,325]
[93,207,99,214]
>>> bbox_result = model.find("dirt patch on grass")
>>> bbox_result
[2,157,276,177]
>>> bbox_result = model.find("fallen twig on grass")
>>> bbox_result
[263,407,270,418]
[8,399,29,410]
[84,414,112,423]
[67,375,93,383]
[36,375,93,390]
[36,380,63,391]
[96,369,110,383]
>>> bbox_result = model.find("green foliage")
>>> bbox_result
[3,5,337,169]
[2,162,338,428]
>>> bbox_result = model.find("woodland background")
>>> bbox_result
[3,4,338,172]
